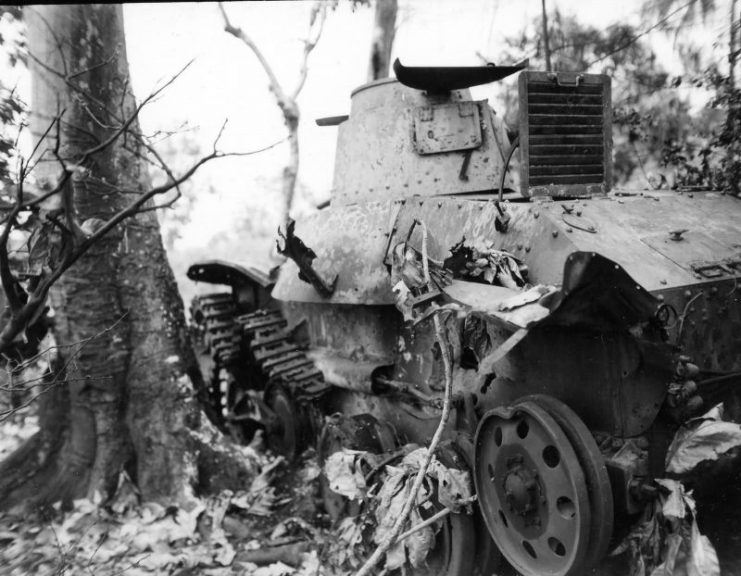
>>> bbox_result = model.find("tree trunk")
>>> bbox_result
[541,0,552,72]
[0,5,215,510]
[368,0,397,81]
[282,111,300,228]
[731,0,738,90]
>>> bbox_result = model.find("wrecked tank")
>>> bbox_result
[186,60,741,575]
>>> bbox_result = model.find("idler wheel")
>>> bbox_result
[263,383,308,460]
[525,394,614,570]
[317,414,396,523]
[474,400,591,576]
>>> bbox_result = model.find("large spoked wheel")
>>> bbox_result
[264,383,307,460]
[318,414,396,523]
[474,399,591,576]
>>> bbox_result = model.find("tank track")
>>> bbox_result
[190,292,238,415]
[235,309,328,399]
[190,294,328,440]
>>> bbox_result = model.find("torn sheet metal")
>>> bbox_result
[540,251,662,332]
[277,220,337,298]
[443,280,551,330]
[272,202,397,305]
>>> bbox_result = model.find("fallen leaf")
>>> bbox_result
[428,460,473,513]
[392,279,415,323]
[323,449,370,501]
[406,506,436,568]
[655,479,687,520]
[665,404,741,474]
[253,561,295,576]
[687,519,719,576]
[385,538,406,571]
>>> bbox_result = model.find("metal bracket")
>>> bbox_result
[690,260,735,279]
[413,101,482,155]
[277,220,338,298]
[548,72,584,87]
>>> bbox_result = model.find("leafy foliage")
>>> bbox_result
[0,86,22,188]
[501,6,741,194]
[612,402,741,576]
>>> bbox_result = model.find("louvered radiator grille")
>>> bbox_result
[519,72,612,197]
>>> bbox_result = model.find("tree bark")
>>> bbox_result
[368,0,397,81]
[0,5,209,510]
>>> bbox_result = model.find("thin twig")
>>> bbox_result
[25,50,193,199]
[395,507,451,544]
[355,219,454,576]
[291,2,327,99]
[0,314,127,422]
[588,0,695,66]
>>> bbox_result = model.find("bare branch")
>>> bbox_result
[213,119,229,152]
[218,3,292,110]
[291,1,328,99]
[23,108,65,180]
[1,44,284,359]
[67,52,118,80]
[81,59,193,160]
[26,51,195,208]
[27,7,69,77]
[217,1,328,226]
[0,134,287,356]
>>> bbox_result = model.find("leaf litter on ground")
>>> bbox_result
[3,400,741,576]
[0,438,327,576]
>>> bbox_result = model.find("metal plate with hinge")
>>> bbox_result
[413,101,482,155]
[690,257,741,279]
[519,71,612,198]
[640,230,740,276]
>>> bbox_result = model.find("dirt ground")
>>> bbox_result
[2,409,741,576]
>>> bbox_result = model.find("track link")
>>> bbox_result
[190,295,329,444]
[236,309,328,400]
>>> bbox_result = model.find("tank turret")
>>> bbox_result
[331,75,514,205]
